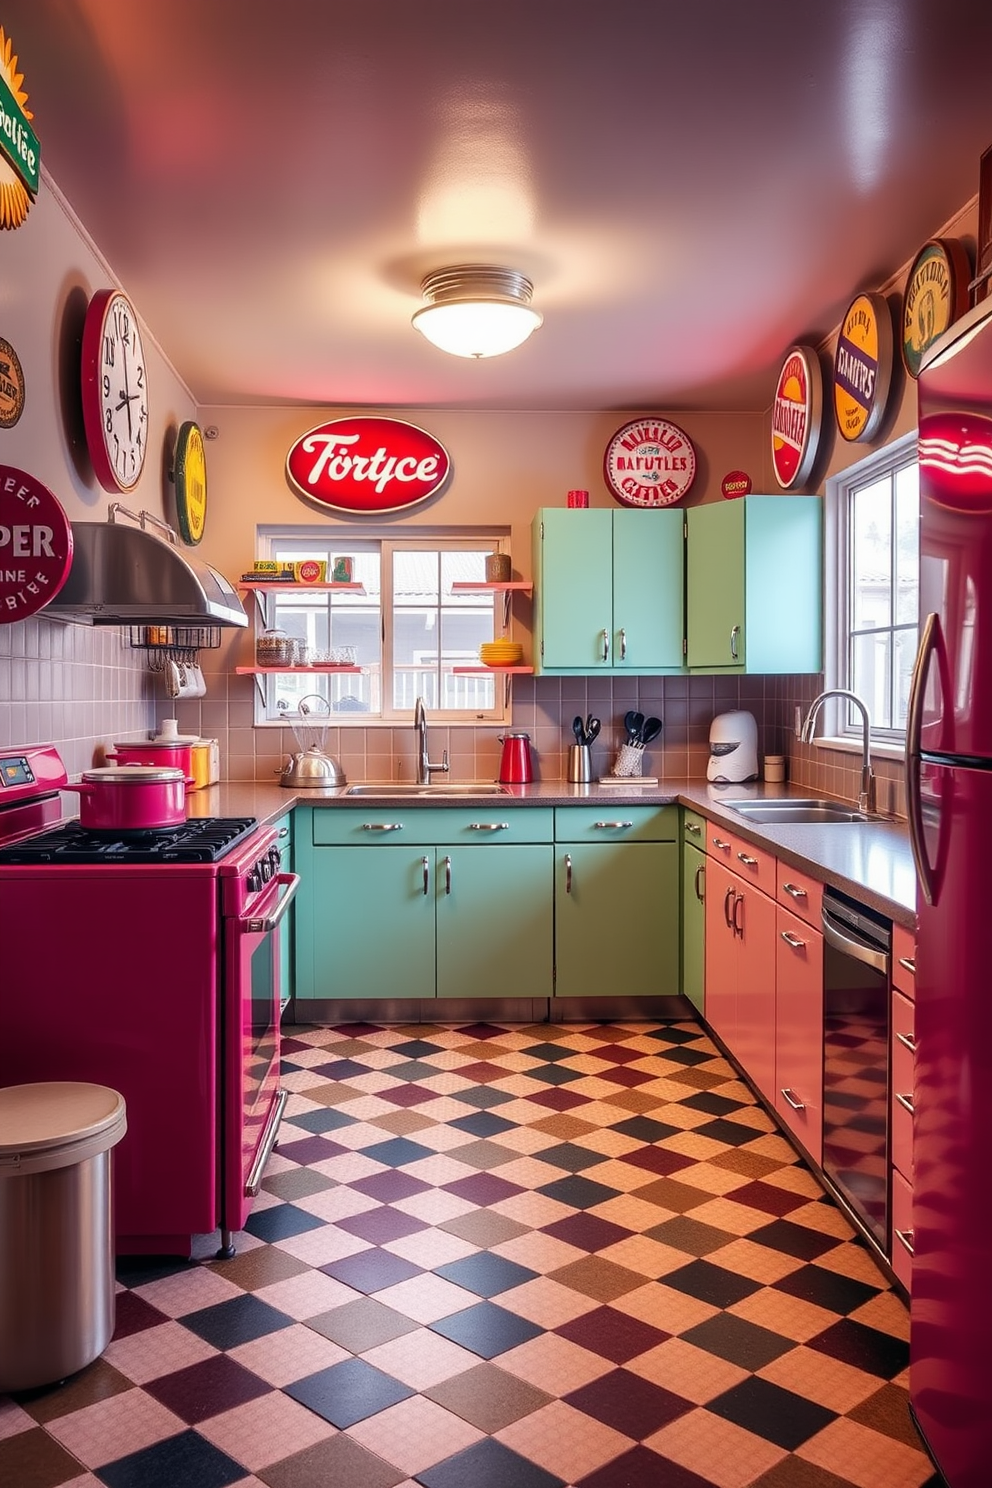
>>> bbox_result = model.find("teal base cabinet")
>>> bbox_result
[533,508,684,674]
[681,811,706,1014]
[553,806,680,998]
[686,495,822,673]
[293,806,554,1001]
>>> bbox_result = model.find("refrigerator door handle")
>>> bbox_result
[906,609,939,907]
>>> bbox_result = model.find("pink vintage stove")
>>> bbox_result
[0,744,299,1258]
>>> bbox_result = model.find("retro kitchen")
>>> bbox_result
[1,6,991,1487]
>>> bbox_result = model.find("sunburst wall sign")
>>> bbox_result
[0,28,40,230]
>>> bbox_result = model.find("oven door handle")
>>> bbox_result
[243,872,300,933]
[821,906,889,974]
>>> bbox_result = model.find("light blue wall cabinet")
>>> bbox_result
[685,495,822,673]
[533,508,684,673]
[553,806,680,998]
[293,806,554,1001]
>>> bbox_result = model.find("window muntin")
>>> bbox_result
[255,531,506,723]
[836,442,919,740]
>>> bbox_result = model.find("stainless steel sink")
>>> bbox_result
[344,783,509,797]
[726,798,878,825]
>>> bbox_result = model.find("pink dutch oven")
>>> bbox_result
[62,767,187,833]
[107,739,196,785]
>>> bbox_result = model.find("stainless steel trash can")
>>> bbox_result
[0,1082,127,1391]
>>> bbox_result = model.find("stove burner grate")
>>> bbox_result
[0,817,258,865]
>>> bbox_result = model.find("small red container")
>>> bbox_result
[62,767,187,833]
[567,488,589,508]
[107,740,195,784]
[498,731,534,784]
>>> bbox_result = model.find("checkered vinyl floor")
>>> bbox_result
[1,1022,940,1488]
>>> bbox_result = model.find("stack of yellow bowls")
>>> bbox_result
[479,640,524,667]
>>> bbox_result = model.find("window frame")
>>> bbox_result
[824,430,919,750]
[253,525,511,726]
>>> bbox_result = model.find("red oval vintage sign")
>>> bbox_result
[721,470,752,499]
[771,345,823,489]
[0,464,73,622]
[286,416,451,514]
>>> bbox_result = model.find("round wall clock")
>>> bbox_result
[172,420,207,544]
[603,417,696,507]
[81,288,149,492]
[901,238,971,378]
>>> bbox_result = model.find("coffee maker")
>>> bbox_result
[707,710,758,783]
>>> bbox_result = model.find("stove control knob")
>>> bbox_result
[267,846,281,876]
[247,864,263,893]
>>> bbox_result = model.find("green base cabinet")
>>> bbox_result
[686,495,822,673]
[437,845,553,1000]
[553,807,680,998]
[681,811,706,1014]
[533,508,684,674]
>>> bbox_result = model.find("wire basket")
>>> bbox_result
[291,694,332,753]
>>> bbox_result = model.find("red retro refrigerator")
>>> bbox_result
[907,299,992,1488]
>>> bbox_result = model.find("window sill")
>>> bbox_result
[809,734,906,762]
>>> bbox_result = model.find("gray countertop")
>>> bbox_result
[191,775,916,928]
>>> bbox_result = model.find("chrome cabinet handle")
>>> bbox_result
[422,855,430,895]
[593,820,634,829]
[780,930,806,949]
[278,827,290,838]
[694,864,705,902]
[619,628,627,661]
[469,822,509,831]
[895,1227,915,1256]
[444,854,452,894]
[732,892,744,938]
[712,837,731,851]
[565,852,572,893]
[737,852,758,867]
[782,882,808,900]
[601,627,610,662]
[896,1031,917,1054]
[895,1092,915,1116]
[899,956,916,975]
[730,624,740,660]
[780,1088,805,1112]
[686,822,702,836]
[362,822,404,832]
[723,885,736,928]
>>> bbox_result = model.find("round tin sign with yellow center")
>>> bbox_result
[173,421,207,545]
[901,238,971,379]
[771,345,822,489]
[0,335,25,427]
[834,292,893,443]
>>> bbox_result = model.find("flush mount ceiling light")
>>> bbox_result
[412,265,543,358]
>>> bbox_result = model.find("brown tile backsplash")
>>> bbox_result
[0,623,906,817]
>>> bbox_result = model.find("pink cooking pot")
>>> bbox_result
[61,767,187,833]
[107,740,195,785]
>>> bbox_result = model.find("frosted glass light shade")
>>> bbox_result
[412,266,543,359]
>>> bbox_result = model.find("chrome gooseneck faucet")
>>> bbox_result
[800,689,876,815]
[414,696,449,785]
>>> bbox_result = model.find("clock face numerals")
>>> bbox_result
[81,289,150,493]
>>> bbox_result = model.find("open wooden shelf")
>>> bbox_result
[450,581,532,595]
[236,665,361,675]
[452,665,533,675]
[239,582,365,594]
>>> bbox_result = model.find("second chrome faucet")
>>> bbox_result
[800,688,876,815]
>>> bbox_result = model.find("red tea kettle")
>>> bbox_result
[498,730,533,784]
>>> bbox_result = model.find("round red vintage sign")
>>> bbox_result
[771,345,823,489]
[286,416,451,514]
[721,470,752,499]
[603,417,696,508]
[0,465,73,622]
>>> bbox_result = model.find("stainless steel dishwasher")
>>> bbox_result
[821,886,892,1255]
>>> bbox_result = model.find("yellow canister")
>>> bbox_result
[188,740,216,790]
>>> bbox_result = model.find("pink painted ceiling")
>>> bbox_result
[5,0,992,411]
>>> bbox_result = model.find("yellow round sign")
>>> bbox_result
[0,336,25,427]
[833,292,893,443]
[174,421,207,545]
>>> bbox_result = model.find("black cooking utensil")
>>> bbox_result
[624,710,644,745]
[572,715,585,744]
[639,717,662,746]
[585,716,601,744]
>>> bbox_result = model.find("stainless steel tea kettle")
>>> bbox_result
[278,747,347,789]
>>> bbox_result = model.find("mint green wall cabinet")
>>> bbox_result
[436,845,553,1000]
[685,495,822,673]
[681,811,706,1014]
[533,508,684,673]
[553,807,680,997]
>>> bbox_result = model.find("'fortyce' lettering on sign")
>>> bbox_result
[0,466,74,619]
[286,417,451,513]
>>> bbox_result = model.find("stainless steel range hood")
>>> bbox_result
[45,509,248,628]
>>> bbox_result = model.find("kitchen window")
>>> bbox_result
[253,529,508,724]
[827,433,919,744]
